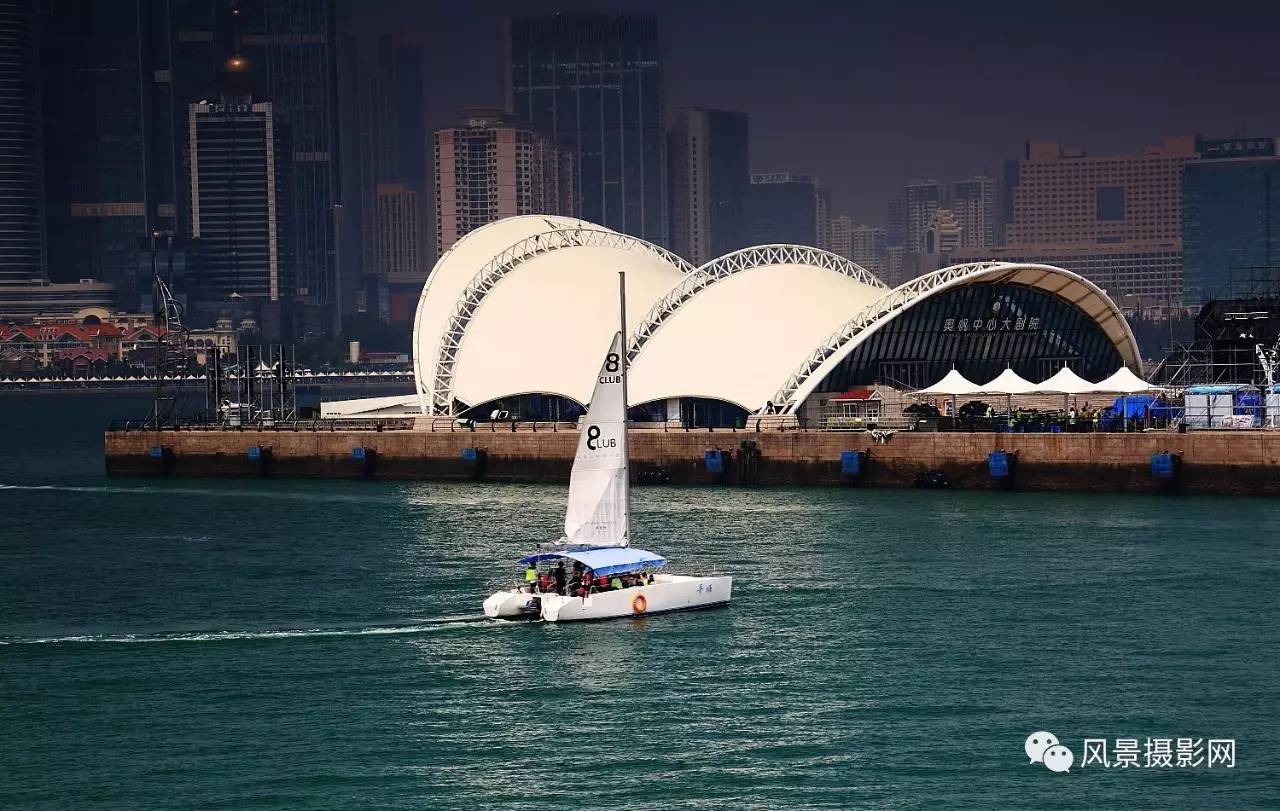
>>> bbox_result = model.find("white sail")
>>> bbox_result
[562,331,629,547]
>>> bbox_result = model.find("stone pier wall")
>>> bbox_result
[104,427,1280,496]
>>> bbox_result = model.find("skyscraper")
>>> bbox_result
[950,175,997,250]
[374,183,420,278]
[667,107,748,265]
[506,13,665,245]
[1182,136,1280,304]
[814,186,832,251]
[0,0,44,284]
[188,100,291,302]
[340,33,426,278]
[746,172,816,246]
[38,0,157,299]
[434,109,573,254]
[242,0,342,329]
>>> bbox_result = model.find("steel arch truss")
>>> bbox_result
[767,262,1139,414]
[626,244,885,361]
[429,227,693,414]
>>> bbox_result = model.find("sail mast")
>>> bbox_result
[619,270,631,546]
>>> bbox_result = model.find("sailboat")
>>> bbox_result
[482,273,733,622]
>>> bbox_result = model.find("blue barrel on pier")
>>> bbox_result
[352,447,367,460]
[704,449,726,474]
[988,451,1015,479]
[1150,452,1179,480]
[840,450,865,476]
[461,447,478,461]
[247,445,262,460]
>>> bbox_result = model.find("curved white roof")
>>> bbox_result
[450,241,687,408]
[409,221,1143,417]
[773,262,1142,413]
[628,253,885,410]
[411,216,606,410]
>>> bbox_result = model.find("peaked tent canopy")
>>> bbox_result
[1092,367,1157,393]
[978,367,1038,395]
[519,547,667,577]
[917,368,982,396]
[1035,366,1097,395]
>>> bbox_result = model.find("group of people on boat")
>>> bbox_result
[521,560,654,598]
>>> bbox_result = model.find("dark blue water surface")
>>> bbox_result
[2,393,1278,809]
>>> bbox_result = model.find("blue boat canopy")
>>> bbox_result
[519,547,667,576]
[1186,384,1257,394]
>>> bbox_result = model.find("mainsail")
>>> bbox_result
[562,331,630,547]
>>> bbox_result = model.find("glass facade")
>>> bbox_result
[815,281,1124,392]
[1182,157,1280,305]
[507,13,664,246]
[0,0,45,283]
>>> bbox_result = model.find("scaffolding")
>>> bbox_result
[204,344,298,427]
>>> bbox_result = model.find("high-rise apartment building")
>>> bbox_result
[0,0,44,284]
[242,0,342,326]
[667,107,748,265]
[374,183,420,277]
[434,109,573,254]
[506,13,664,246]
[904,180,941,254]
[746,172,817,246]
[950,175,997,250]
[1182,136,1280,304]
[1006,138,1193,246]
[989,136,1197,309]
[188,100,290,302]
[830,216,887,282]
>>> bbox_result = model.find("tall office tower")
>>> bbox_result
[815,186,832,251]
[955,136,1197,310]
[746,172,817,246]
[903,180,941,254]
[434,109,573,254]
[506,13,665,245]
[1182,136,1280,305]
[242,0,341,328]
[950,175,997,249]
[341,33,426,279]
[38,0,162,301]
[188,100,290,302]
[885,245,906,286]
[667,107,748,264]
[0,0,44,283]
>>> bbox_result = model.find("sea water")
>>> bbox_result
[2,393,1278,808]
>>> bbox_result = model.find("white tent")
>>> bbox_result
[1092,366,1157,393]
[1034,366,1096,394]
[979,367,1038,395]
[918,368,982,396]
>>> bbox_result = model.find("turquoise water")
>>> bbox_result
[2,393,1278,808]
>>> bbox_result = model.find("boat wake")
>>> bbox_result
[0,615,492,646]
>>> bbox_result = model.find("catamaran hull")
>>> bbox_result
[538,574,732,622]
[482,590,538,619]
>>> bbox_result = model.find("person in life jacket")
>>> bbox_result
[523,562,537,592]
[610,575,624,590]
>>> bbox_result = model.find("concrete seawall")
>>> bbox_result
[104,428,1280,495]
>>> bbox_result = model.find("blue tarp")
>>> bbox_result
[1111,395,1157,419]
[519,547,667,576]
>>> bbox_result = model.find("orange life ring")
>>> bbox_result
[632,593,647,614]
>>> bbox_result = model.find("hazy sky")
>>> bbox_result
[353,0,1280,226]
